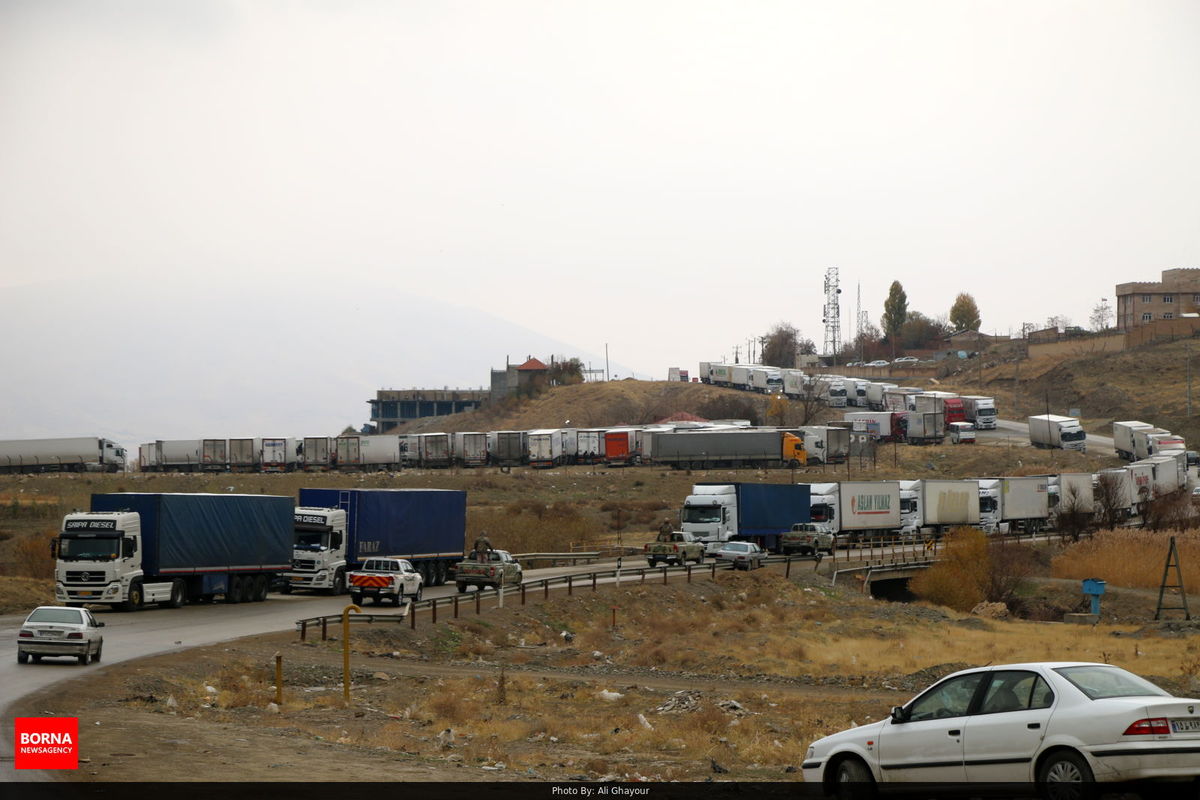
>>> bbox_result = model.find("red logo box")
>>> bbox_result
[14,717,78,770]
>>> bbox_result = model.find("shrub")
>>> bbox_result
[910,527,990,612]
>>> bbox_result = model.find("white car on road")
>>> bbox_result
[713,541,766,570]
[803,661,1200,796]
[17,606,105,665]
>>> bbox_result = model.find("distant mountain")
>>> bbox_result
[0,278,636,448]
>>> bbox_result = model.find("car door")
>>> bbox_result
[963,670,1055,782]
[878,672,986,782]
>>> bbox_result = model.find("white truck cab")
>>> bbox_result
[55,511,146,607]
[680,485,738,553]
[287,507,350,594]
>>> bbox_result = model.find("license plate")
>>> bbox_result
[1171,719,1200,733]
[39,630,62,637]
[78,591,94,597]
[289,576,303,582]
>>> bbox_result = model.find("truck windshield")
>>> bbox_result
[977,408,996,417]
[683,507,721,524]
[1062,430,1087,442]
[58,536,120,561]
[810,503,834,523]
[294,531,329,550]
[900,499,917,514]
[979,497,998,514]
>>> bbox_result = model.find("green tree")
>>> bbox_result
[547,356,585,386]
[949,293,982,332]
[900,311,952,350]
[761,323,801,368]
[881,281,908,358]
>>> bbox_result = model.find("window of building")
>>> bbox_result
[1164,313,1174,320]
[1193,294,1200,304]
[1142,313,1153,322]
[1164,295,1174,303]
[1143,295,1153,302]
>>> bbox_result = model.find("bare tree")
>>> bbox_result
[1094,473,1128,530]
[794,378,829,426]
[1089,299,1113,332]
[1054,484,1094,542]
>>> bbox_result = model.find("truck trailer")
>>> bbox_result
[0,437,127,474]
[805,481,903,544]
[652,429,806,470]
[287,488,467,592]
[977,477,1050,534]
[679,482,811,553]
[55,493,293,609]
[452,432,489,467]
[1112,421,1153,461]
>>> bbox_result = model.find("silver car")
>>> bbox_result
[714,541,766,570]
[18,606,105,665]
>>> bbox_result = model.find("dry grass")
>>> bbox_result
[1052,529,1200,591]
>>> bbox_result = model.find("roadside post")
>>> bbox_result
[342,603,362,704]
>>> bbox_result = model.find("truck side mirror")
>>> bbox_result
[49,539,59,558]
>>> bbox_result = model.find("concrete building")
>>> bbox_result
[368,389,489,432]
[1116,268,1200,329]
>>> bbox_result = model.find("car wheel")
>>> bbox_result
[456,582,467,593]
[349,592,362,606]
[17,651,28,664]
[78,651,90,666]
[93,644,102,663]
[1037,750,1095,800]
[833,756,875,800]
[414,586,423,602]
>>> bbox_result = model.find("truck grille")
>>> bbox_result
[292,559,318,571]
[65,571,106,584]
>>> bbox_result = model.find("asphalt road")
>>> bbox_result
[982,418,1117,457]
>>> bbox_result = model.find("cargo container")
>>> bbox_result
[978,477,1049,533]
[487,431,527,467]
[679,482,811,553]
[576,429,606,464]
[301,437,334,470]
[228,438,262,471]
[960,396,997,430]
[55,493,293,609]
[261,437,298,472]
[866,382,897,411]
[1112,421,1153,461]
[452,432,489,467]
[335,435,404,470]
[417,433,452,468]
[289,488,466,592]
[843,411,907,442]
[155,439,203,472]
[0,437,128,474]
[604,428,642,466]
[1028,415,1087,452]
[653,429,806,469]
[906,411,945,445]
[916,479,981,533]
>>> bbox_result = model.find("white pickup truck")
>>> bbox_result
[348,557,424,606]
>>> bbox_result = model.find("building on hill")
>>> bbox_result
[368,389,489,432]
[490,355,551,401]
[1116,268,1200,329]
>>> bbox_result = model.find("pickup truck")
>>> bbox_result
[780,523,835,556]
[348,557,424,606]
[455,549,523,593]
[644,531,706,566]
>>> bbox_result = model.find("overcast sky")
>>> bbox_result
[3,1,1199,440]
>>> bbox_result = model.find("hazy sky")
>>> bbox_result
[3,1,1200,437]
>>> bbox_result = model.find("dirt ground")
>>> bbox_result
[15,560,1200,783]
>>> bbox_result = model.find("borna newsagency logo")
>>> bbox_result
[14,717,78,769]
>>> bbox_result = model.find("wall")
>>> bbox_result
[1027,331,1127,360]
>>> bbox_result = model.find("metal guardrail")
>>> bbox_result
[295,608,410,640]
[511,551,601,567]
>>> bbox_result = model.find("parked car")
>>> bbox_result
[18,606,105,665]
[892,356,919,364]
[713,541,765,570]
[802,661,1200,793]
[866,360,890,368]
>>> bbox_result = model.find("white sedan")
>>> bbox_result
[18,605,105,665]
[803,662,1200,796]
[713,541,766,570]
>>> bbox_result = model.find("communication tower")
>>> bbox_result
[822,267,841,358]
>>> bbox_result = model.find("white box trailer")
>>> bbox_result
[730,365,752,390]
[417,433,451,467]
[576,429,606,463]
[1028,415,1087,452]
[883,388,918,412]
[1143,456,1184,495]
[1052,473,1095,515]
[528,429,566,468]
[1131,427,1169,461]
[138,443,158,472]
[1001,476,1050,532]
[156,439,203,472]
[920,479,981,530]
[228,438,262,471]
[261,437,298,472]
[749,368,782,394]
[1111,421,1152,461]
[201,438,228,471]
[709,364,733,387]
[0,437,129,474]
[1095,468,1136,517]
[1148,432,1186,458]
[1127,462,1155,505]
[906,411,945,444]
[866,382,897,410]
[336,434,403,470]
[302,436,334,470]
[452,432,489,467]
[782,369,807,398]
[838,480,903,532]
[698,362,713,383]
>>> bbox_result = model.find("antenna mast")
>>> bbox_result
[822,267,841,360]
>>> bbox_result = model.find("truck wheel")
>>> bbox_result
[165,579,186,608]
[225,576,242,604]
[122,581,144,612]
[350,592,362,606]
[253,575,269,601]
[329,569,346,596]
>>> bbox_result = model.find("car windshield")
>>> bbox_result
[1054,666,1170,699]
[58,536,120,560]
[27,608,84,624]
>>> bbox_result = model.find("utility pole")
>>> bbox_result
[605,343,610,382]
[1188,344,1193,417]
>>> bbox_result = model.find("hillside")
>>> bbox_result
[935,337,1200,442]
[400,380,812,433]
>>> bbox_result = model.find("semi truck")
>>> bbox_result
[1133,429,1186,461]
[0,437,127,474]
[287,488,466,592]
[452,432,489,467]
[960,396,997,430]
[805,480,903,544]
[843,411,907,442]
[54,492,293,609]
[824,378,849,408]
[782,369,808,398]
[1111,421,1152,461]
[652,429,806,469]
[749,367,783,394]
[977,477,1050,534]
[1028,415,1087,452]
[679,482,811,553]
